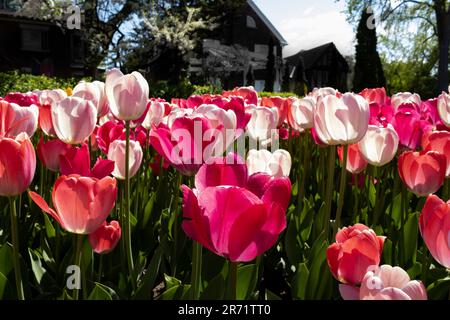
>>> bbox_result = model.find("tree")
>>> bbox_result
[353,8,386,91]
[339,0,449,93]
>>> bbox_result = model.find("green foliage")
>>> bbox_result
[259,91,298,98]
[149,79,196,100]
[0,71,90,97]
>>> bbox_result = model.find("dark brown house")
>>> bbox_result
[188,0,288,92]
[0,1,86,77]
[284,42,349,95]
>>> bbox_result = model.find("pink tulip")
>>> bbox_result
[261,96,288,126]
[105,69,149,121]
[437,92,450,127]
[52,96,97,144]
[369,103,394,127]
[37,138,71,172]
[337,144,368,174]
[88,220,121,254]
[391,108,429,150]
[398,150,446,196]
[222,97,251,132]
[38,104,56,136]
[358,124,399,166]
[246,149,291,177]
[360,88,388,106]
[419,194,450,268]
[4,92,38,106]
[327,223,385,285]
[246,106,279,143]
[309,87,340,101]
[0,132,36,196]
[287,96,315,131]
[340,265,427,300]
[182,153,291,262]
[0,100,38,138]
[37,89,67,107]
[314,93,369,145]
[29,174,118,234]
[107,139,143,179]
[423,131,450,177]
[223,86,258,105]
[60,143,114,179]
[141,100,170,129]
[73,81,109,118]
[391,92,421,111]
[96,121,125,154]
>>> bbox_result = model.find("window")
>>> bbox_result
[20,25,49,52]
[254,44,269,56]
[70,33,84,65]
[246,16,256,29]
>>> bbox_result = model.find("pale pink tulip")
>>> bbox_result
[287,96,315,131]
[246,149,291,177]
[437,91,450,127]
[358,124,399,166]
[107,139,143,179]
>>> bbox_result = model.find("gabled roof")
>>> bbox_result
[285,42,349,71]
[247,0,288,46]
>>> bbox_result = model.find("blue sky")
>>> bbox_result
[253,0,355,57]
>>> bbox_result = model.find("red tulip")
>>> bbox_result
[327,223,385,285]
[29,175,118,234]
[223,86,258,105]
[360,88,388,106]
[423,131,450,177]
[37,138,71,172]
[88,220,121,254]
[398,150,446,196]
[4,92,38,106]
[337,144,368,174]
[182,153,291,262]
[261,96,288,126]
[0,133,36,196]
[419,194,450,268]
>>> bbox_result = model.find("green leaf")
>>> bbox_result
[43,214,56,238]
[236,264,258,300]
[0,272,8,299]
[382,238,393,266]
[158,284,190,300]
[0,244,13,276]
[265,289,282,300]
[388,193,402,229]
[402,212,419,267]
[306,235,328,299]
[130,213,138,227]
[164,274,182,289]
[28,249,46,284]
[142,192,156,229]
[427,276,450,300]
[134,247,162,300]
[284,216,302,266]
[88,283,117,300]
[200,270,226,300]
[291,263,309,300]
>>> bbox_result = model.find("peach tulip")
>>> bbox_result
[337,144,368,174]
[423,131,450,177]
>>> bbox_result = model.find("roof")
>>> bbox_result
[285,42,340,69]
[247,0,288,46]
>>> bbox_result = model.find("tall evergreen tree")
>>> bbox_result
[353,8,386,92]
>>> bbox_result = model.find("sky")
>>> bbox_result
[253,0,355,58]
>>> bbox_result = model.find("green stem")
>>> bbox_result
[333,144,348,238]
[172,172,182,277]
[97,254,103,283]
[372,166,383,227]
[323,146,336,240]
[9,197,24,300]
[124,120,136,290]
[73,234,83,300]
[190,241,202,300]
[230,261,238,300]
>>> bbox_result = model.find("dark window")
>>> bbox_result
[70,33,84,65]
[20,26,50,52]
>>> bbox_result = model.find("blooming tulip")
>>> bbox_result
[398,150,446,196]
[4,92,38,106]
[107,139,143,179]
[0,100,38,138]
[358,124,399,166]
[223,86,258,105]
[29,175,118,234]
[246,149,291,177]
[88,221,121,254]
[419,194,450,268]
[73,81,109,118]
[52,96,97,144]
[246,106,279,143]
[437,92,450,127]
[340,265,427,300]
[287,96,315,131]
[391,92,421,110]
[182,153,291,262]
[326,223,385,285]
[0,133,36,196]
[391,107,429,150]
[261,96,287,126]
[105,69,149,121]
[337,144,368,174]
[360,88,388,106]
[141,100,170,129]
[423,131,450,177]
[314,93,369,145]
[37,138,71,172]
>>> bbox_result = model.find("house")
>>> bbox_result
[188,0,288,92]
[284,42,349,95]
[0,1,86,77]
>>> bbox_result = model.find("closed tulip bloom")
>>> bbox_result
[223,86,258,105]
[398,150,446,196]
[423,131,450,177]
[141,100,169,129]
[0,100,38,138]
[359,88,388,106]
[309,87,339,101]
[37,138,71,172]
[287,96,315,131]
[340,265,427,300]
[107,139,143,179]
[314,93,369,145]
[0,132,36,196]
[437,92,450,127]
[52,96,97,144]
[391,108,428,150]
[37,89,67,107]
[73,81,109,118]
[261,96,287,126]
[105,68,149,121]
[182,153,291,262]
[88,220,121,254]
[419,194,450,268]
[337,144,368,174]
[246,106,279,142]
[327,223,385,285]
[246,149,291,177]
[391,92,421,110]
[29,175,118,234]
[358,124,399,166]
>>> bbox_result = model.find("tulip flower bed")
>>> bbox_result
[0,71,450,301]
